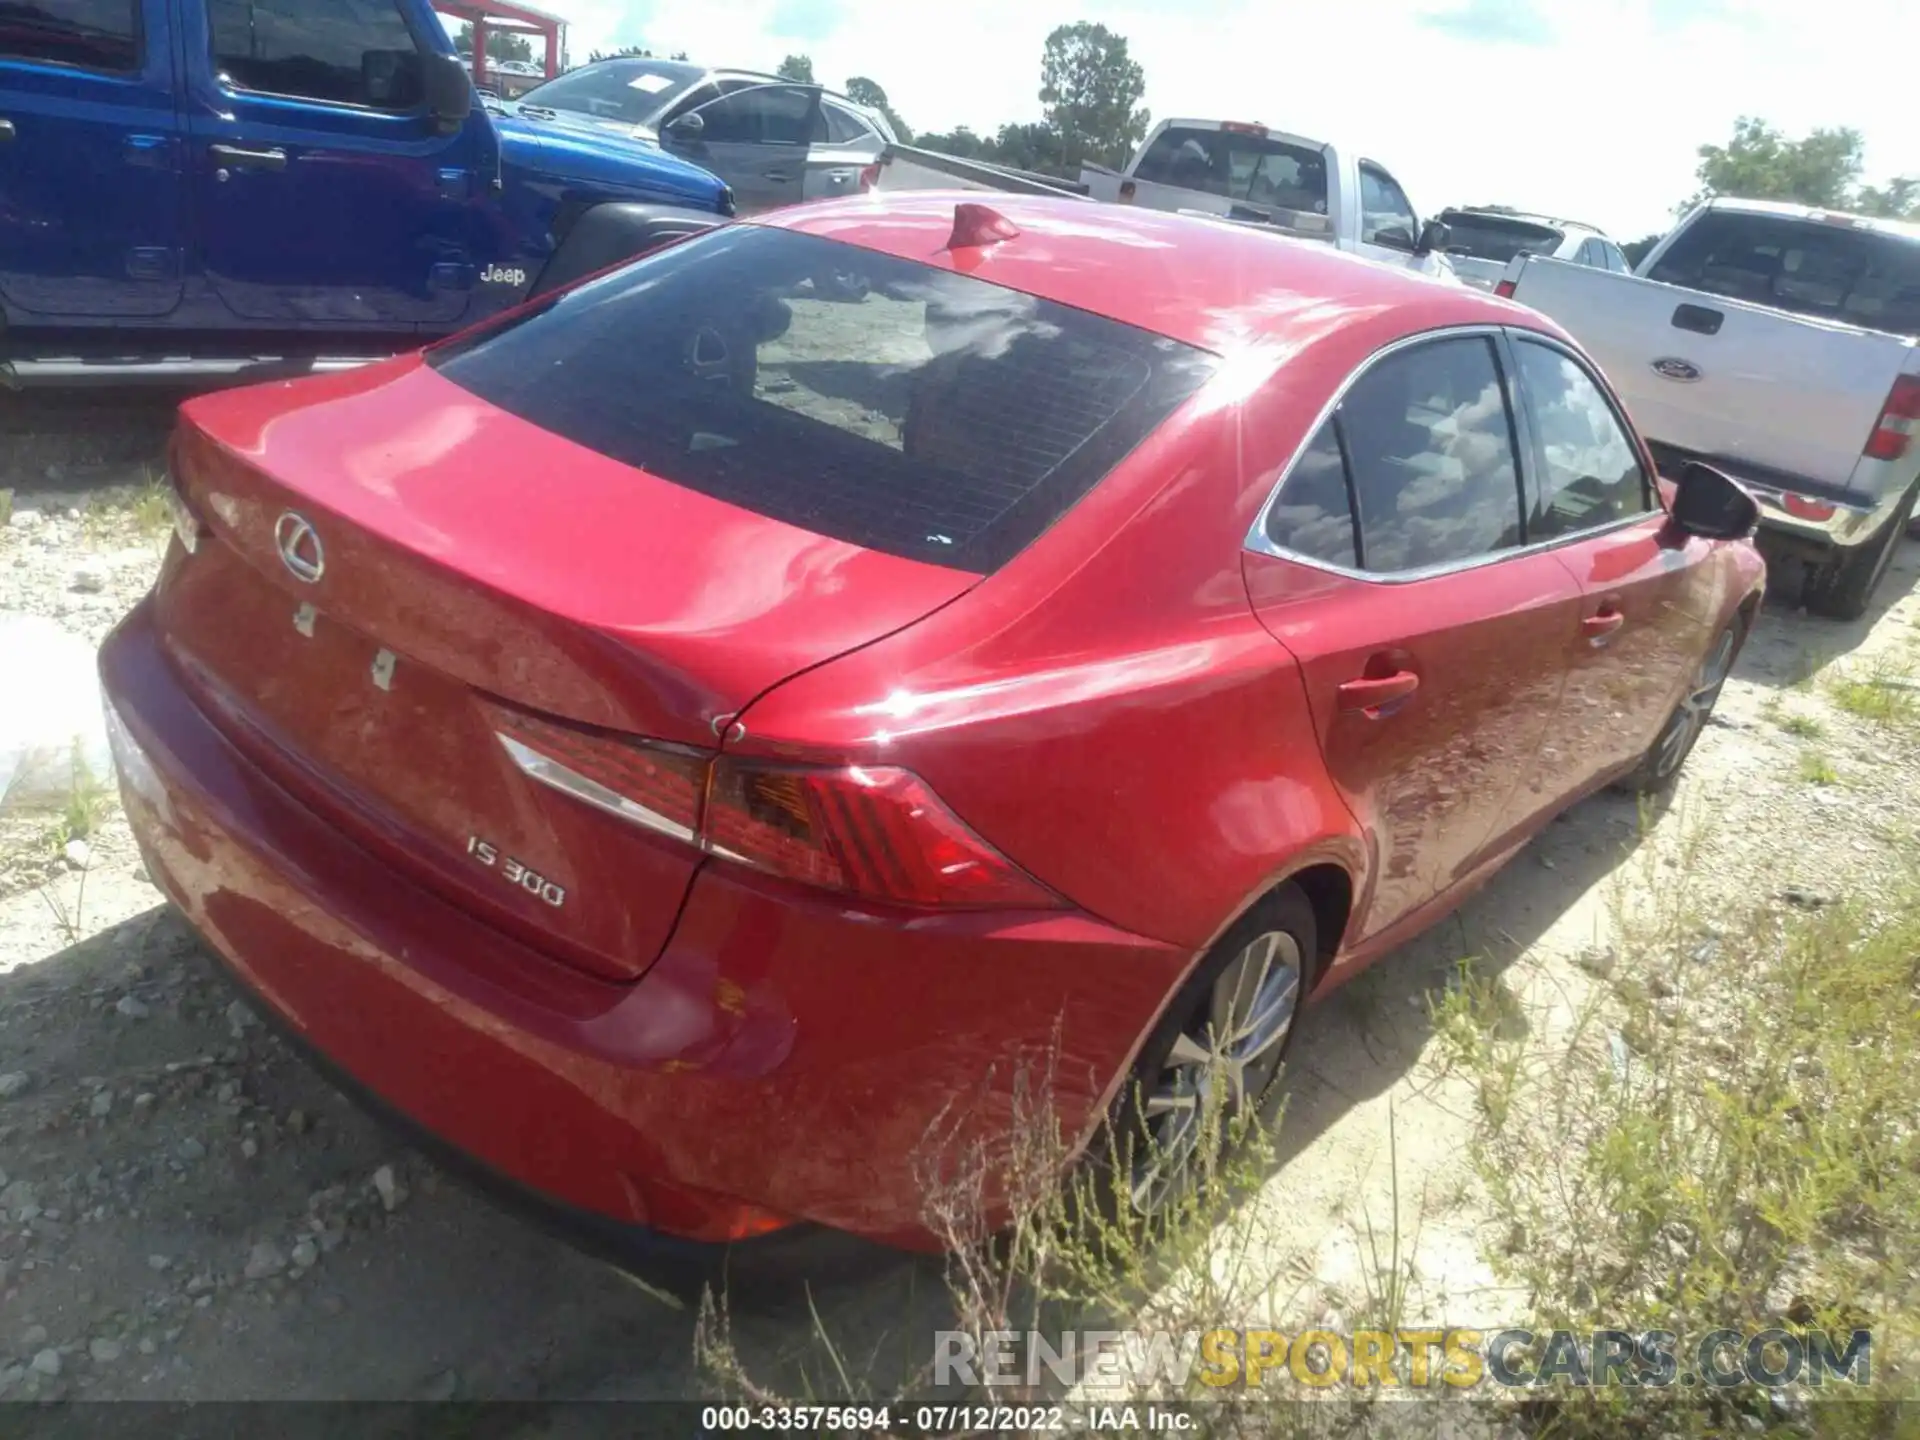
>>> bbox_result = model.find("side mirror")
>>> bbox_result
[422,51,472,135]
[1371,225,1415,252]
[1416,219,1451,255]
[1669,461,1759,540]
[664,111,706,143]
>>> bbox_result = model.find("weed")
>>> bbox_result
[1829,653,1918,727]
[0,487,11,528]
[1442,814,1920,1436]
[1796,749,1839,785]
[1778,712,1823,739]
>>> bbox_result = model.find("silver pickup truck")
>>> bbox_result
[1501,198,1920,619]
[869,117,1458,283]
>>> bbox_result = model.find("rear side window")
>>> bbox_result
[1264,420,1356,567]
[1649,210,1920,339]
[1338,337,1524,572]
[685,83,815,145]
[1132,126,1330,215]
[1435,212,1564,264]
[0,0,139,71]
[1262,337,1526,574]
[1511,340,1651,539]
[209,0,423,110]
[432,226,1217,573]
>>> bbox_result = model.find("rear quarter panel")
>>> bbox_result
[727,304,1473,954]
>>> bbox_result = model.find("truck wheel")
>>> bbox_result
[1802,483,1917,622]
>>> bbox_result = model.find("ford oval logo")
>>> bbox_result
[1652,356,1703,383]
[274,512,325,584]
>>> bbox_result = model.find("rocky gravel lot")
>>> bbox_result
[0,392,1917,1419]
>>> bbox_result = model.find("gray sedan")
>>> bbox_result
[511,59,894,213]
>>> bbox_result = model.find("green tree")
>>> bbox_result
[1037,21,1149,170]
[845,76,911,142]
[1621,233,1663,268]
[586,45,688,63]
[915,126,992,161]
[1857,176,1920,220]
[1685,116,1863,212]
[990,121,1072,178]
[776,54,816,84]
[454,23,533,63]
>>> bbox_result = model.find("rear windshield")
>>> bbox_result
[1436,211,1564,264]
[1648,210,1920,338]
[1132,126,1330,216]
[431,226,1217,573]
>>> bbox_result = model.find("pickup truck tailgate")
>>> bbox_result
[1509,259,1913,490]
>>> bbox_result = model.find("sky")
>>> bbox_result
[513,0,1919,240]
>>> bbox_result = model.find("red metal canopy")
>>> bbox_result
[434,0,567,84]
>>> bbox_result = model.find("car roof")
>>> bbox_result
[760,192,1554,356]
[1441,207,1607,238]
[1703,196,1920,245]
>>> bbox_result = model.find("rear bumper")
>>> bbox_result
[1649,440,1906,556]
[101,600,1186,1269]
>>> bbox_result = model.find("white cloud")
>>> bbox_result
[530,0,1919,239]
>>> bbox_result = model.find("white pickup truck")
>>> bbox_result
[869,117,1458,283]
[1500,198,1920,619]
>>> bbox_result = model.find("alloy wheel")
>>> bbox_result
[1130,929,1302,1215]
[1652,627,1737,780]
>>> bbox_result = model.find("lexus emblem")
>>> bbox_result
[274,512,325,583]
[1651,356,1703,383]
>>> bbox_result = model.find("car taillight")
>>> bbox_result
[163,438,210,554]
[489,706,1061,911]
[1494,279,1517,299]
[1783,493,1838,522]
[1864,375,1920,462]
[490,703,707,843]
[857,161,880,193]
[705,760,1062,910]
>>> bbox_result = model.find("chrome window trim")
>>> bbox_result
[495,733,697,845]
[1243,324,1661,585]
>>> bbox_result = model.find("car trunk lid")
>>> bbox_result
[155,357,976,981]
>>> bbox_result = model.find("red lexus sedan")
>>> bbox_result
[101,194,1764,1288]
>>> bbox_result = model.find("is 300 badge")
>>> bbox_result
[466,836,566,908]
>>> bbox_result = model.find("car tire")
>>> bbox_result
[1618,618,1742,795]
[1802,483,1917,622]
[1099,884,1316,1220]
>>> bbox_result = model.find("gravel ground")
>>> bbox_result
[0,389,1916,1416]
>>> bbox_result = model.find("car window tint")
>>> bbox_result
[820,101,871,144]
[1339,336,1524,572]
[1512,340,1651,539]
[1605,244,1631,273]
[209,0,422,109]
[0,0,138,69]
[431,225,1217,574]
[1358,163,1418,250]
[1434,212,1563,264]
[692,84,814,145]
[1648,209,1920,339]
[1265,419,1357,566]
[1131,126,1330,215]
[519,59,701,124]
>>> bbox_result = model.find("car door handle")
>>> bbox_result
[1337,670,1421,714]
[763,169,794,182]
[0,118,15,142]
[1581,610,1626,643]
[209,143,287,172]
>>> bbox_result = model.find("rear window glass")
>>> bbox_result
[1132,126,1330,216]
[431,226,1217,572]
[1648,210,1920,338]
[517,58,700,123]
[1436,212,1564,264]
